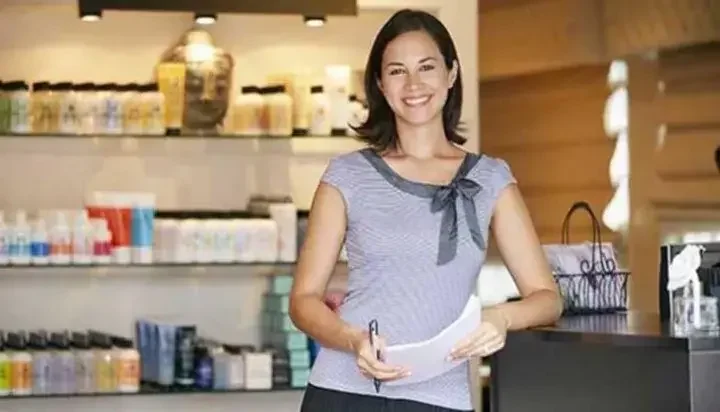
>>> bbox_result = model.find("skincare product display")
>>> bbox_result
[0,81,165,136]
[134,318,277,391]
[0,193,322,267]
[0,65,367,138]
[0,330,139,397]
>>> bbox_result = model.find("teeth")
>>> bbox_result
[403,96,431,106]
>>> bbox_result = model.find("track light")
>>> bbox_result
[195,13,217,25]
[304,16,326,28]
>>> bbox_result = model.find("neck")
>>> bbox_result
[393,117,451,159]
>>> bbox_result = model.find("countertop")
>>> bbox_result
[514,312,720,351]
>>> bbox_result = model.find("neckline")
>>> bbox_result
[360,148,481,197]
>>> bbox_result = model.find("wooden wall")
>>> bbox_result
[479,65,614,245]
[627,43,720,312]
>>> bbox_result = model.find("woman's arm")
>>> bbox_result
[485,184,563,330]
[289,183,364,352]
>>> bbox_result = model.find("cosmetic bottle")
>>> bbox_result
[0,332,10,396]
[71,332,95,394]
[6,332,32,396]
[28,332,51,395]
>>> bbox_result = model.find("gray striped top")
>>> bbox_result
[309,148,516,410]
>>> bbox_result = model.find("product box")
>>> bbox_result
[135,317,197,387]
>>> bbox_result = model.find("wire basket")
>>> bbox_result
[551,201,630,315]
[555,271,630,315]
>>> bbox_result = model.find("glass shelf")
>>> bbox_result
[0,262,347,278]
[2,382,302,400]
[0,132,356,140]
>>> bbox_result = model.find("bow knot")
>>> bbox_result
[431,178,486,265]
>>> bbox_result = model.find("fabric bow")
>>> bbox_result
[431,178,485,265]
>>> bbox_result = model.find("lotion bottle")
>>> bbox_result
[9,210,31,265]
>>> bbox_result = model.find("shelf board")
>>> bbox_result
[1,382,302,400]
[0,262,348,278]
[0,133,367,155]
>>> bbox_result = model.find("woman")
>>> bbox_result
[290,9,562,412]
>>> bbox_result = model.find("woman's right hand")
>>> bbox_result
[350,330,410,381]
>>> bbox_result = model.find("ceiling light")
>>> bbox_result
[79,9,102,22]
[304,16,326,28]
[195,13,217,25]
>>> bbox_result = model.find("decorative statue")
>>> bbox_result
[158,27,234,134]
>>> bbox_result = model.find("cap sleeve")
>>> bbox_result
[320,156,355,212]
[489,158,517,209]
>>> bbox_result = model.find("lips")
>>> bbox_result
[402,95,432,107]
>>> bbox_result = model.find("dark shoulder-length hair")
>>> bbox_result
[352,9,465,151]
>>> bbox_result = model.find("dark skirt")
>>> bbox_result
[300,384,474,412]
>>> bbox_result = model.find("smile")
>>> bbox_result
[402,95,432,107]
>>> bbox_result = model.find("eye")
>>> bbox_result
[419,64,436,72]
[389,68,406,76]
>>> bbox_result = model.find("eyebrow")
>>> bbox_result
[385,57,437,68]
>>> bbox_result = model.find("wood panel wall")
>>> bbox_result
[628,44,720,312]
[480,65,614,245]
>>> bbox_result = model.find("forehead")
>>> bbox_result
[382,30,442,63]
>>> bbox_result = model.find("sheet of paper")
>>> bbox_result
[383,295,481,386]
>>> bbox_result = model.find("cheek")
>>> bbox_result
[380,79,406,104]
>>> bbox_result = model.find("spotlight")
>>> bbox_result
[195,13,217,25]
[304,16,326,28]
[79,9,102,22]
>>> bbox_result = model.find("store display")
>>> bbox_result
[309,85,331,136]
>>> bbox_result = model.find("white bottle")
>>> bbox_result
[0,211,9,265]
[9,210,31,265]
[72,210,93,265]
[30,218,50,266]
[49,211,71,265]
[309,85,331,136]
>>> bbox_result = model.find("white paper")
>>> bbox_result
[383,295,481,386]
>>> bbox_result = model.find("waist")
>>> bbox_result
[309,348,473,410]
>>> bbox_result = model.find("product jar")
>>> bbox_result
[57,82,79,135]
[266,85,293,137]
[231,85,264,136]
[140,82,166,136]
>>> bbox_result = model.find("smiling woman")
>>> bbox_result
[290,8,562,412]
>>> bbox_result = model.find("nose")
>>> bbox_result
[404,71,422,90]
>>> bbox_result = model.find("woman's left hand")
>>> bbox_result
[449,308,510,360]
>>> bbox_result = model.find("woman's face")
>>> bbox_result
[378,30,457,128]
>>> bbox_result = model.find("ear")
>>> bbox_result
[448,60,459,88]
[376,76,384,94]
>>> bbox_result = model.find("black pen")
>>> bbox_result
[368,319,381,393]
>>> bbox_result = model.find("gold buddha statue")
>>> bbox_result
[158,28,234,134]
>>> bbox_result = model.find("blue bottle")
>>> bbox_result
[194,346,213,390]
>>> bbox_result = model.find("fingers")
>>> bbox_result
[450,324,505,360]
[355,335,410,381]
